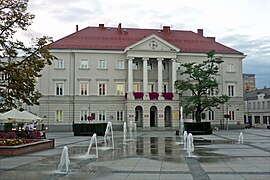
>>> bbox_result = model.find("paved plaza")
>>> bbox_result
[0,128,269,180]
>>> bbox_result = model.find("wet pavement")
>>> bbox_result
[0,129,269,180]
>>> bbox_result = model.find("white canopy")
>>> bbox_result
[0,113,8,123]
[0,109,42,123]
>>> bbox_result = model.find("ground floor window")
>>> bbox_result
[116,111,124,121]
[55,110,63,121]
[255,116,260,124]
[208,111,214,120]
[99,111,106,121]
[80,110,88,121]
[229,111,235,120]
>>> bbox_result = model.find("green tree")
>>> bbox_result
[0,0,56,112]
[174,50,230,122]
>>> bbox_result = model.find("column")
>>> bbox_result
[143,57,149,99]
[171,58,176,93]
[157,58,163,93]
[128,57,134,93]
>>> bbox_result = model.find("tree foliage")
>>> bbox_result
[174,50,230,122]
[0,0,56,112]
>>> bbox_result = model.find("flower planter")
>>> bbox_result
[162,92,174,100]
[133,92,144,100]
[149,92,159,100]
[0,139,55,156]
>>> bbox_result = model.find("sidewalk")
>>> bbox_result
[0,129,269,180]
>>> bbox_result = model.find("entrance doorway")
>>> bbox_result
[135,106,143,127]
[164,106,172,127]
[150,106,157,127]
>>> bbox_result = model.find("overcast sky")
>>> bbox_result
[21,0,270,89]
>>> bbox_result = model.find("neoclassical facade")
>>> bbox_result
[38,24,246,131]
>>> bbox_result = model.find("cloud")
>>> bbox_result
[219,35,270,88]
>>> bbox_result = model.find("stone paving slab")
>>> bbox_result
[0,129,269,180]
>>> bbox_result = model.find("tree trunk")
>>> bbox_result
[196,104,202,122]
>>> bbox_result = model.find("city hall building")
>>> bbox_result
[38,23,246,131]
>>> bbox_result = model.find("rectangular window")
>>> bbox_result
[116,60,124,69]
[208,111,214,120]
[147,62,153,70]
[162,62,166,70]
[80,59,89,69]
[148,83,155,92]
[228,85,235,96]
[80,82,88,95]
[268,101,270,109]
[55,83,64,95]
[133,62,139,70]
[162,84,168,92]
[227,63,235,72]
[116,83,125,96]
[133,83,139,92]
[255,116,260,124]
[99,111,106,121]
[176,62,181,70]
[98,82,106,95]
[253,102,256,110]
[262,101,265,109]
[98,60,107,69]
[248,102,251,110]
[55,110,63,121]
[116,111,123,121]
[257,102,260,110]
[80,110,88,121]
[55,59,64,68]
[229,111,235,120]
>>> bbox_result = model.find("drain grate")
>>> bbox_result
[185,157,211,180]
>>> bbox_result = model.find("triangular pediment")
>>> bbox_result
[124,34,180,53]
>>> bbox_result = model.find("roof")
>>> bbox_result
[49,24,244,55]
[244,87,270,100]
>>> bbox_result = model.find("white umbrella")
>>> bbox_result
[21,111,42,122]
[1,109,42,123]
[0,113,8,123]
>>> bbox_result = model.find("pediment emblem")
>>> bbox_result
[149,40,158,49]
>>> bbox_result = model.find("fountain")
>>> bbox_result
[104,121,114,149]
[186,133,194,157]
[129,121,135,139]
[183,131,188,150]
[238,132,244,144]
[87,133,99,158]
[123,122,127,143]
[57,146,70,173]
[179,106,184,144]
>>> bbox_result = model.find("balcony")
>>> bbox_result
[125,92,174,100]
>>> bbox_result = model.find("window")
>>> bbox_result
[148,83,155,92]
[229,111,235,120]
[55,110,63,121]
[227,63,235,72]
[133,62,139,70]
[116,111,123,121]
[248,102,251,110]
[116,60,124,69]
[176,62,181,70]
[228,85,235,96]
[0,72,7,82]
[253,102,256,110]
[99,111,106,121]
[208,111,214,120]
[98,82,106,95]
[133,83,139,92]
[162,84,168,92]
[255,116,260,124]
[207,88,216,96]
[80,82,88,95]
[55,59,64,68]
[257,102,260,110]
[268,101,270,109]
[147,62,153,70]
[98,60,107,69]
[116,83,125,96]
[80,59,89,69]
[262,101,265,109]
[55,83,64,95]
[162,62,166,70]
[80,110,88,121]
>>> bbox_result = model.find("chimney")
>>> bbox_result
[118,23,122,33]
[197,29,203,36]
[76,25,78,32]
[99,24,105,29]
[207,37,215,41]
[163,26,171,34]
